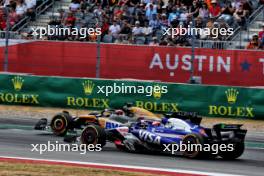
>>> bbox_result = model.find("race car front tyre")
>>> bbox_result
[182,133,204,159]
[219,142,245,160]
[50,112,72,136]
[81,125,106,147]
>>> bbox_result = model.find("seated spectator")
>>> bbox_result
[232,0,242,9]
[189,0,200,18]
[206,0,221,18]
[64,12,76,27]
[178,6,188,23]
[195,16,204,28]
[58,9,67,24]
[120,20,131,35]
[259,24,264,49]
[218,1,234,25]
[134,12,145,26]
[25,0,36,20]
[109,20,121,38]
[132,20,143,36]
[101,18,110,36]
[69,0,80,12]
[127,0,140,15]
[160,13,168,29]
[233,3,246,27]
[218,19,230,40]
[15,0,27,17]
[135,3,145,16]
[149,13,161,30]
[142,20,153,36]
[242,0,253,16]
[168,6,179,25]
[199,3,209,21]
[113,6,124,20]
[0,8,6,30]
[246,35,261,50]
[156,0,164,14]
[9,7,18,26]
[145,3,157,21]
[259,24,264,41]
[93,4,104,17]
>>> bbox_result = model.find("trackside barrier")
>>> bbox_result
[0,41,264,86]
[0,73,263,119]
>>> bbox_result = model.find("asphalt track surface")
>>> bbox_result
[0,118,264,176]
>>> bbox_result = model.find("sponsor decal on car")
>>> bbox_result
[139,130,161,145]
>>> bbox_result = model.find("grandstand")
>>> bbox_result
[0,0,263,49]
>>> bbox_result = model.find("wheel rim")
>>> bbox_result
[82,128,97,144]
[54,119,64,130]
[183,136,199,157]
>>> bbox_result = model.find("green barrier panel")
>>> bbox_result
[0,74,263,119]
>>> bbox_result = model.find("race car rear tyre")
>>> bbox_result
[219,142,245,160]
[182,133,204,159]
[50,112,72,136]
[81,125,106,147]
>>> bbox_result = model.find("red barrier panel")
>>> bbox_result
[0,41,263,86]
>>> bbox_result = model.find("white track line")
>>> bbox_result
[0,155,244,176]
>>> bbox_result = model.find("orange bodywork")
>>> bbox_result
[74,107,161,128]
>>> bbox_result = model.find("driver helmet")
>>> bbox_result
[139,120,148,129]
[123,103,134,117]
[102,109,112,117]
[165,118,177,129]
[115,109,125,116]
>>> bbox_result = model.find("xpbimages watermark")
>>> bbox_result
[31,141,102,155]
[163,26,234,39]
[96,83,168,97]
[163,142,234,155]
[31,25,102,39]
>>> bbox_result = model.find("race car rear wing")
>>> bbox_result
[213,124,243,131]
[205,123,247,141]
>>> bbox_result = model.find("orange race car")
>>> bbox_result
[34,103,161,136]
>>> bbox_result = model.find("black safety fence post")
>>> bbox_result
[4,6,10,72]
[96,15,102,78]
[189,15,196,84]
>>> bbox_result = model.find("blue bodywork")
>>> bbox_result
[129,118,207,146]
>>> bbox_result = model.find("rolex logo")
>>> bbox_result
[82,80,94,95]
[225,88,239,104]
[12,76,24,91]
[153,85,162,99]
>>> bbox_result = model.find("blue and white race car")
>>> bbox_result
[79,112,247,159]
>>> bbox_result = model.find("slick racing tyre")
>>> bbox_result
[219,142,245,160]
[81,125,106,147]
[182,133,204,159]
[50,112,72,136]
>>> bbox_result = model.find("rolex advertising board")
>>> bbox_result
[0,74,263,119]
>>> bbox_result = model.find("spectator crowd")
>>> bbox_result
[0,0,263,49]
[0,0,38,30]
[43,0,262,48]
[246,23,264,50]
